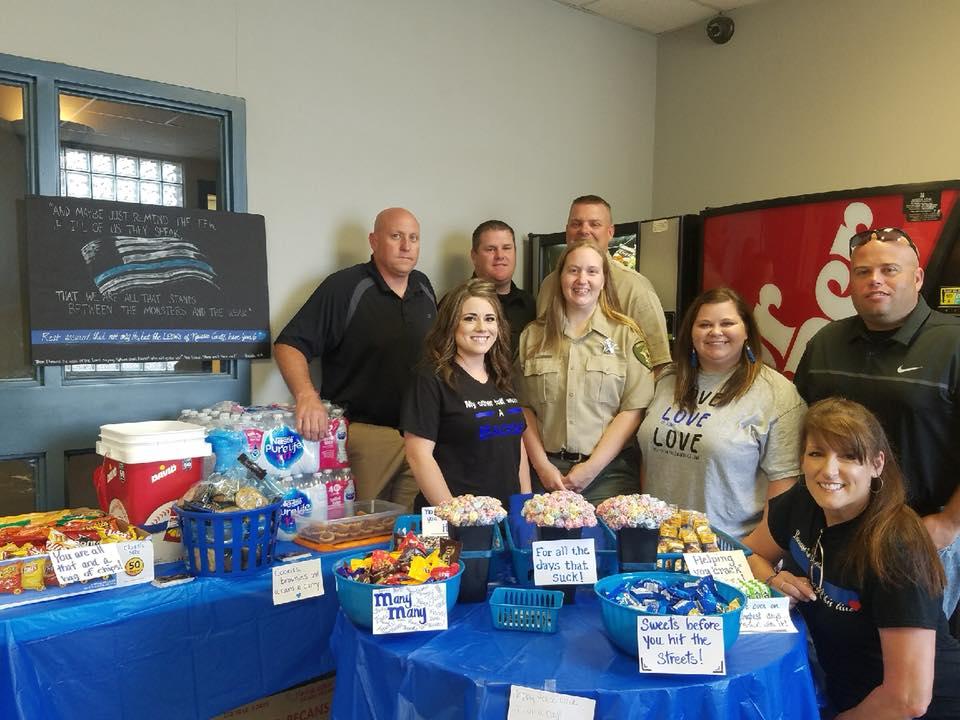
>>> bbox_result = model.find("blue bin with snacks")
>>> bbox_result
[594,571,747,655]
[599,518,752,573]
[504,514,620,586]
[391,514,509,584]
[334,552,464,629]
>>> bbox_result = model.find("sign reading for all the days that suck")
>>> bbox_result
[531,539,597,587]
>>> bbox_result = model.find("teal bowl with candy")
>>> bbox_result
[593,571,747,656]
[334,551,464,630]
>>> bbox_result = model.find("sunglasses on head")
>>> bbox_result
[848,227,919,258]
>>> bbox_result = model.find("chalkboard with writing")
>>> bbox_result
[25,195,271,364]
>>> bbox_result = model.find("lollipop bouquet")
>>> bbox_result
[596,494,674,566]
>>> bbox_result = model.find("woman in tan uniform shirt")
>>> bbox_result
[516,241,655,505]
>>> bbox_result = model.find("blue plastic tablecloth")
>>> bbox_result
[0,540,385,720]
[331,587,819,719]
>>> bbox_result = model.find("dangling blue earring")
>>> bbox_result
[690,349,698,368]
[745,344,756,363]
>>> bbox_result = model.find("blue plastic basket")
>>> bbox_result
[174,502,281,577]
[503,518,620,586]
[333,553,464,629]
[489,587,564,633]
[600,518,753,573]
[593,571,748,656]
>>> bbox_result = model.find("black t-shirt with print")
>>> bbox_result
[401,365,525,508]
[768,484,960,717]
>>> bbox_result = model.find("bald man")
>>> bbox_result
[275,208,436,510]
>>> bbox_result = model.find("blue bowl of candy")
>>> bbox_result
[334,553,464,630]
[594,571,747,656]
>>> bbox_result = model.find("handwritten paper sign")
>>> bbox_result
[636,614,726,675]
[532,539,597,587]
[272,559,324,606]
[49,544,123,585]
[372,584,447,634]
[421,507,449,537]
[507,685,596,720]
[682,550,753,588]
[740,596,796,633]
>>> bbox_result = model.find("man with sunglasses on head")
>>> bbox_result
[795,227,960,620]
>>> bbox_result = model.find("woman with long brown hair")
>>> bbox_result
[401,279,529,509]
[516,241,654,505]
[638,287,806,536]
[744,398,960,718]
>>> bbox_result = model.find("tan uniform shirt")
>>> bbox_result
[516,308,655,455]
[537,261,671,367]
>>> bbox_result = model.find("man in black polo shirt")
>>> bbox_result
[469,219,535,355]
[794,227,960,618]
[274,207,436,510]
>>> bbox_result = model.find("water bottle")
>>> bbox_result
[278,473,309,541]
[322,469,344,520]
[305,473,328,523]
[331,408,349,466]
[340,467,356,516]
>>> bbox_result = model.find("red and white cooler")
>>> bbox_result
[93,421,211,560]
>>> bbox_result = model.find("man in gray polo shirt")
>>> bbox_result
[795,227,960,618]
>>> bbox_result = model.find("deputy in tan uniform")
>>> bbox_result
[537,194,671,371]
[517,240,654,505]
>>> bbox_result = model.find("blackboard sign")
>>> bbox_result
[25,195,271,364]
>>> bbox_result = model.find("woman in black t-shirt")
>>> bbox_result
[744,397,960,719]
[401,279,529,509]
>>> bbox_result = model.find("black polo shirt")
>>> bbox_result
[499,281,537,357]
[794,298,960,515]
[275,258,436,428]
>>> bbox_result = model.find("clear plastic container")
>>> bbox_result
[296,499,404,545]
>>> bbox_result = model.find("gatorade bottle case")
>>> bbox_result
[93,421,211,532]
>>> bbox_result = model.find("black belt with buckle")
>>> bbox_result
[547,450,591,463]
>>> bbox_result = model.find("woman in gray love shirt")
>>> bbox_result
[637,287,806,538]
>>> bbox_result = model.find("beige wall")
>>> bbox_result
[653,0,960,217]
[0,0,658,404]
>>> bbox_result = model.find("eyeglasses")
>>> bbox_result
[849,227,920,259]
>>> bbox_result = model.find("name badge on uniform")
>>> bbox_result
[601,338,619,355]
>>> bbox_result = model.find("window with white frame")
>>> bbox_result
[59,148,184,207]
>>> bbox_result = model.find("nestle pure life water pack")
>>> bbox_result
[256,412,320,476]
